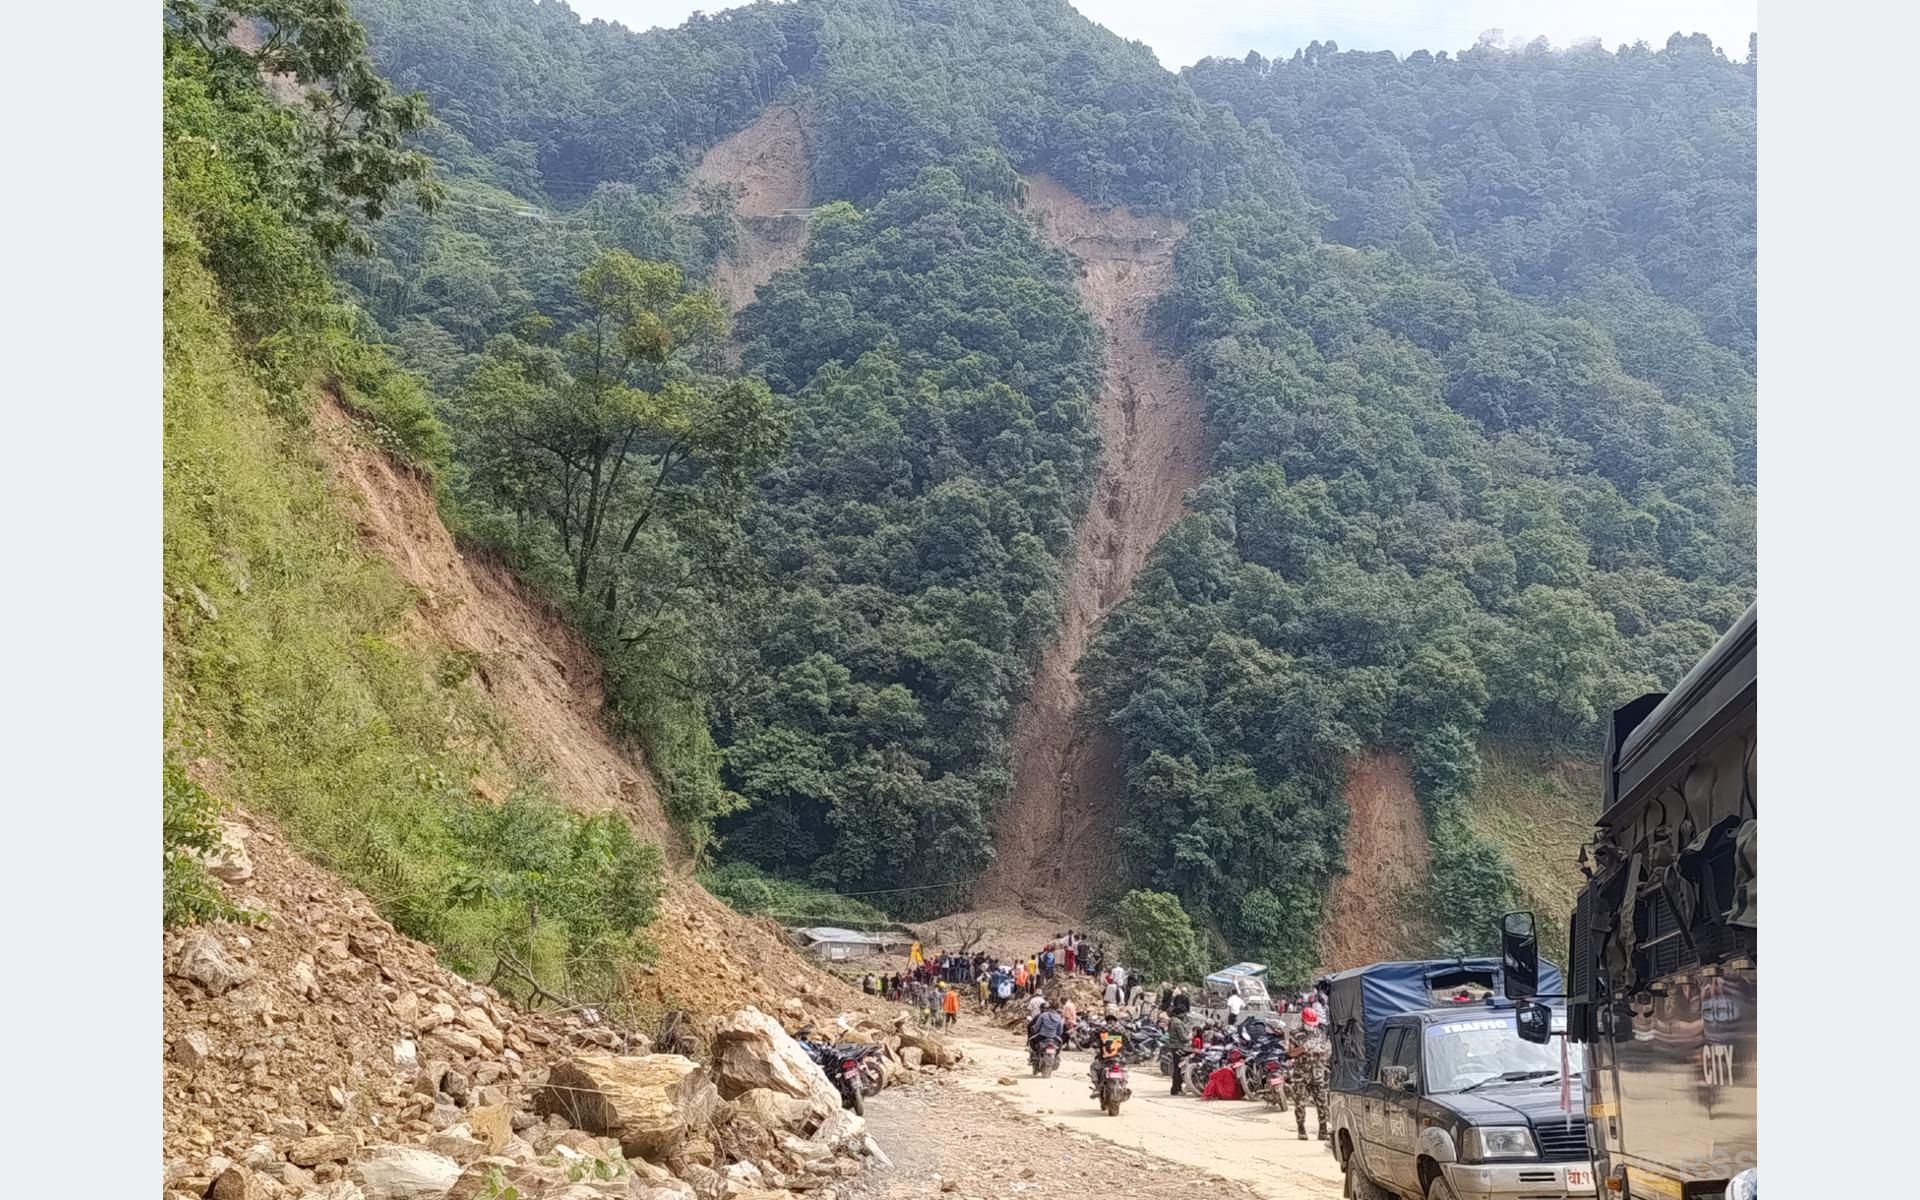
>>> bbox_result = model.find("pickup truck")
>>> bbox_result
[1323,959,1596,1200]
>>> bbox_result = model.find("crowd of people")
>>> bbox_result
[846,928,1340,1134]
[858,931,1122,1027]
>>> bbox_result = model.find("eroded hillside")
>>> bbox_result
[674,104,812,318]
[316,398,673,850]
[978,176,1215,913]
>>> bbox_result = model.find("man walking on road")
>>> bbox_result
[1287,1009,1331,1140]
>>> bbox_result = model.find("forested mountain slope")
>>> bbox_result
[337,0,1756,967]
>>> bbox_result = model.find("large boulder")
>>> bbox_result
[349,1146,463,1200]
[727,1089,815,1135]
[894,1025,958,1068]
[171,931,255,996]
[535,1054,719,1161]
[708,1009,838,1122]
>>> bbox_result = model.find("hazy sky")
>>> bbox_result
[561,0,1757,68]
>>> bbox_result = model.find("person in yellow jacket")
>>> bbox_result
[909,941,923,968]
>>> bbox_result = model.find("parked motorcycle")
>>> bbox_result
[1243,1043,1290,1108]
[798,1030,878,1117]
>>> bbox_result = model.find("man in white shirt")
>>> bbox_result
[1226,991,1245,1025]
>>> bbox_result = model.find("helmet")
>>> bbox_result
[1300,1007,1321,1028]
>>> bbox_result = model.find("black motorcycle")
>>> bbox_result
[1028,1036,1062,1077]
[800,1033,879,1117]
[1243,1041,1290,1108]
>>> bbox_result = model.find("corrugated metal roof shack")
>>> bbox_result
[789,926,916,961]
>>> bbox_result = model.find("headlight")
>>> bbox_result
[1461,1126,1538,1161]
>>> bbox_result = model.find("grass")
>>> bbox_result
[697,861,900,930]
[163,208,661,1014]
[1461,739,1602,960]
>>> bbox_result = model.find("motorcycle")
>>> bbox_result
[799,1032,878,1117]
[1244,1043,1290,1108]
[1029,1036,1062,1077]
[1097,1058,1132,1116]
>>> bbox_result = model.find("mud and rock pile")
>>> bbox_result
[164,812,962,1200]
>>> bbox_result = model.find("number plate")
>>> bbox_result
[1565,1167,1591,1189]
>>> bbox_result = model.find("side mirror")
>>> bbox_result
[1515,1001,1552,1045]
[1501,910,1540,1000]
[1380,1065,1411,1092]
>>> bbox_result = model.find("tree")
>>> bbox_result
[1112,889,1203,983]
[166,0,441,254]
[451,250,784,625]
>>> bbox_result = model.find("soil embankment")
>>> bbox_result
[1319,752,1433,971]
[977,175,1214,914]
[315,398,673,849]
[315,398,867,1016]
[674,104,812,317]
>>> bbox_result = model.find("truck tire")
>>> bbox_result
[1424,1175,1460,1200]
[1344,1156,1392,1200]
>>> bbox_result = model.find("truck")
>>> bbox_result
[1548,603,1757,1197]
[1323,958,1596,1200]
[1202,961,1276,1023]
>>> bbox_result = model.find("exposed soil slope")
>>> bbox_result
[674,104,812,317]
[977,175,1214,914]
[314,398,673,850]
[1319,752,1433,972]
[315,400,872,1017]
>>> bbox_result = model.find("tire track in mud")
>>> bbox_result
[978,175,1215,914]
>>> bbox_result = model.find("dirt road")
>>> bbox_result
[851,1021,1346,1200]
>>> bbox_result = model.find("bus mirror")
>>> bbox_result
[1515,1001,1552,1045]
[1501,910,1539,999]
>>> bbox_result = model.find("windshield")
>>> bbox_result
[1423,1018,1585,1094]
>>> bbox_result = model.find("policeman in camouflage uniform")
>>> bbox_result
[1286,1012,1331,1140]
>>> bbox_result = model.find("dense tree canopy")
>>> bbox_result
[1185,33,1757,357]
[714,156,1098,903]
[342,0,1757,948]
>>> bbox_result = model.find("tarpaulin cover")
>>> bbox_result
[1318,959,1565,1088]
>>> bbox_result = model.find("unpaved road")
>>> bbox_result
[851,1021,1346,1200]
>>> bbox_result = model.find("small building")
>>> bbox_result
[788,926,916,962]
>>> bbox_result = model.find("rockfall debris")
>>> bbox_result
[164,813,965,1200]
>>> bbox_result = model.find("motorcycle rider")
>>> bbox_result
[1027,999,1065,1066]
[1088,1014,1132,1097]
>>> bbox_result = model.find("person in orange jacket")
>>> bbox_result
[941,983,960,1028]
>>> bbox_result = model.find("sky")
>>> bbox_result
[560,0,1757,68]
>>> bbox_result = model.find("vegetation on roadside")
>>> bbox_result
[698,862,897,929]
[162,1,662,1016]
[1110,889,1204,984]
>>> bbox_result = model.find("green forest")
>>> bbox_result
[167,0,1755,973]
